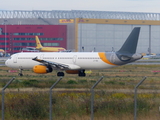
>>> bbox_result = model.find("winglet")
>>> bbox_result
[117,27,140,54]
[32,57,44,62]
[35,36,43,49]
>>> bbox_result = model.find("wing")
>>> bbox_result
[32,57,80,70]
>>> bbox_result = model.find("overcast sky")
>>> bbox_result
[1,0,160,13]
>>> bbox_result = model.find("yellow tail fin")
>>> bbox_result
[35,36,43,49]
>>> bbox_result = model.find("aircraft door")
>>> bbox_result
[40,54,44,59]
[73,55,77,64]
[13,54,18,63]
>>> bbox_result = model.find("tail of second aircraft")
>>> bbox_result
[35,36,43,49]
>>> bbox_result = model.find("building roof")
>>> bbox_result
[0,10,160,20]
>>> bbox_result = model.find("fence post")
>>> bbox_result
[91,76,104,120]
[134,76,147,120]
[2,77,15,120]
[49,77,63,120]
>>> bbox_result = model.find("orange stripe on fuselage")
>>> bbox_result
[98,52,116,66]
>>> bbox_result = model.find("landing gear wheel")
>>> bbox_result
[18,69,23,76]
[18,73,23,76]
[78,70,86,77]
[57,72,65,77]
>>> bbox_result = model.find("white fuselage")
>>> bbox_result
[5,52,117,70]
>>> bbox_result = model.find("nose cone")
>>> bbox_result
[5,59,9,66]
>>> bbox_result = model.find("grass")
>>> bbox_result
[1,64,160,89]
[1,64,160,119]
[2,91,160,120]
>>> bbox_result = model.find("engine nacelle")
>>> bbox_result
[65,70,79,74]
[33,65,53,74]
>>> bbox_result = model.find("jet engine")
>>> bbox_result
[33,65,53,74]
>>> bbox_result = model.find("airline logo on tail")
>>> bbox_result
[35,36,43,49]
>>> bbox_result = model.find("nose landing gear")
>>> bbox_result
[18,69,23,76]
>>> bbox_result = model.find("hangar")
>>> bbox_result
[0,10,160,54]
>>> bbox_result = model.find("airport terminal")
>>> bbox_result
[0,10,160,54]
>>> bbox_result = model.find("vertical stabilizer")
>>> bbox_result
[117,27,140,54]
[35,36,43,49]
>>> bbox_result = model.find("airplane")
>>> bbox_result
[35,36,66,52]
[5,27,143,77]
[21,47,39,52]
[142,53,156,59]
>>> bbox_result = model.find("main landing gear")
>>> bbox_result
[57,72,64,77]
[56,70,86,77]
[78,70,86,77]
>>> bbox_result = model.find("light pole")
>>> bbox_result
[4,20,7,57]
